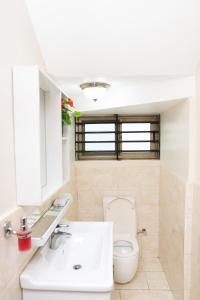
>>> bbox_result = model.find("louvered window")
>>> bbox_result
[75,115,160,160]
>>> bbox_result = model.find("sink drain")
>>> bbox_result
[73,264,82,270]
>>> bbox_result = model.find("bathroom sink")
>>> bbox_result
[21,222,113,299]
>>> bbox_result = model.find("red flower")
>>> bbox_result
[68,98,74,107]
[61,99,66,109]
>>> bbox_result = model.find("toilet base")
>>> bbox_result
[113,254,139,284]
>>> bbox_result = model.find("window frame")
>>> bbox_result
[75,115,160,160]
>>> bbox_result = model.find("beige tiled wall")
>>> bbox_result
[184,183,193,300]
[75,160,160,259]
[159,166,186,300]
[0,163,77,300]
[190,65,200,300]
[190,182,200,300]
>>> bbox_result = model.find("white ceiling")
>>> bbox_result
[81,98,186,115]
[57,76,194,112]
[26,0,200,77]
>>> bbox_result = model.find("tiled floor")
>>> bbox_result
[112,258,174,300]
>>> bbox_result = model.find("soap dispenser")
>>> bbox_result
[16,217,32,251]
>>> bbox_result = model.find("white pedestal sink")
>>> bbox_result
[21,222,113,300]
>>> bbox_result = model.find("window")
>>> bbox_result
[84,123,115,151]
[75,115,160,160]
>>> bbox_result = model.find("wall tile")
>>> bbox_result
[159,166,185,300]
[75,160,160,263]
[0,164,78,299]
[141,235,159,258]
[190,182,200,300]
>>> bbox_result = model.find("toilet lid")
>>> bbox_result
[114,240,133,255]
[103,196,137,238]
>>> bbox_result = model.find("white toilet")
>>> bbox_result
[103,196,139,284]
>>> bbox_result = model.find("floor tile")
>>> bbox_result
[139,257,163,272]
[146,272,170,290]
[115,272,148,290]
[149,291,174,300]
[112,290,121,300]
[120,290,174,300]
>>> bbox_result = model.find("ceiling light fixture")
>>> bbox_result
[80,82,110,102]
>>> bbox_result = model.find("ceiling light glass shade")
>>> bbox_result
[80,82,110,101]
[83,86,106,101]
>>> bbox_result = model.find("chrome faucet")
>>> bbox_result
[50,224,72,250]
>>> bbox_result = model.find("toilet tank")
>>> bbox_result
[103,196,137,238]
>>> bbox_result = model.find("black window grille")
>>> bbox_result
[75,115,160,160]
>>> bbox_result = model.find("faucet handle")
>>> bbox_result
[56,223,69,228]
[54,224,70,234]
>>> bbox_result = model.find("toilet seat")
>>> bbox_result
[114,237,139,258]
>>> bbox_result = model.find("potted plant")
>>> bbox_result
[61,97,80,136]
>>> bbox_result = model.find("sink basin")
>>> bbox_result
[21,222,113,300]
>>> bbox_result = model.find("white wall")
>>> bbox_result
[160,100,190,179]
[0,4,78,300]
[0,0,46,216]
[194,67,200,182]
